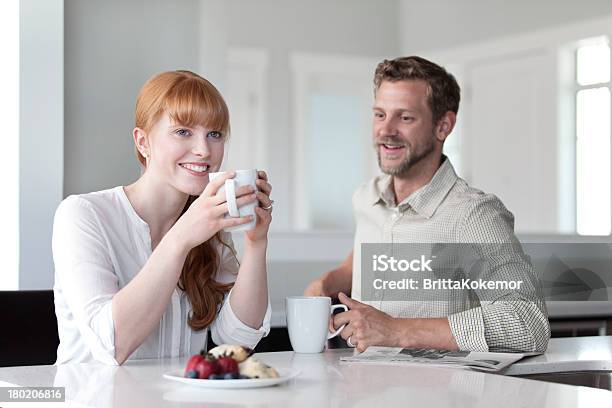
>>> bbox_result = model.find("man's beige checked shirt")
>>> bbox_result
[351,156,550,352]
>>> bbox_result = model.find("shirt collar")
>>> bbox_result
[372,155,458,218]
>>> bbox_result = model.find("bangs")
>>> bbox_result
[163,75,229,133]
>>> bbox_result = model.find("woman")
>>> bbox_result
[52,70,273,365]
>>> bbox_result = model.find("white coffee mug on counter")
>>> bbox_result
[286,296,348,353]
[208,169,258,232]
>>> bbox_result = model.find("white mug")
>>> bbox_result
[208,169,258,232]
[286,296,348,353]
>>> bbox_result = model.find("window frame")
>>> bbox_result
[573,36,612,236]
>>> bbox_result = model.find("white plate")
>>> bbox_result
[163,368,300,389]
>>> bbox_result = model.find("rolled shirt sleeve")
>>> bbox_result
[210,232,271,349]
[53,197,120,365]
[210,288,272,349]
[448,196,551,353]
[448,307,487,351]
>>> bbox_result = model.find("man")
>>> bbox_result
[304,56,550,353]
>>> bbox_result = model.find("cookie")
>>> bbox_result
[238,357,280,379]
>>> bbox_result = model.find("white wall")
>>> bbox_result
[20,0,64,289]
[399,0,612,52]
[0,0,21,290]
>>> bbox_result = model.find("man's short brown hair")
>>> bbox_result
[374,56,460,126]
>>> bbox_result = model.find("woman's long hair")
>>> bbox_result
[134,70,235,331]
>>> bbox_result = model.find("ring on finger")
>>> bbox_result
[261,200,274,211]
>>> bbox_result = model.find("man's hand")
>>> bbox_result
[333,293,461,352]
[333,292,401,353]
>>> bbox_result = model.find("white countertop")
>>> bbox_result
[1,337,611,407]
[504,336,612,375]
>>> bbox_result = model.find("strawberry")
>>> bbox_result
[217,356,239,375]
[195,357,219,380]
[184,354,204,377]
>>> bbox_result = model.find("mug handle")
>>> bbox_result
[224,179,240,217]
[327,304,348,340]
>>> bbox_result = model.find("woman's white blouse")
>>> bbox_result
[52,186,271,365]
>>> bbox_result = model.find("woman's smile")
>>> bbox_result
[179,162,210,177]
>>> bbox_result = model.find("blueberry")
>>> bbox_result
[185,370,198,379]
[208,374,224,380]
[223,372,239,379]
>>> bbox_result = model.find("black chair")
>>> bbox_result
[0,290,59,367]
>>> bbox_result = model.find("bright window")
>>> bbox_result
[577,42,610,86]
[0,0,20,289]
[575,38,611,236]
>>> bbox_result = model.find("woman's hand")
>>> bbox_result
[170,171,257,252]
[244,170,273,245]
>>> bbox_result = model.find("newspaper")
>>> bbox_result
[340,347,540,372]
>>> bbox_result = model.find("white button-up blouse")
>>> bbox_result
[52,186,271,365]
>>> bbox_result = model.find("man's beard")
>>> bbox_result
[376,136,435,176]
